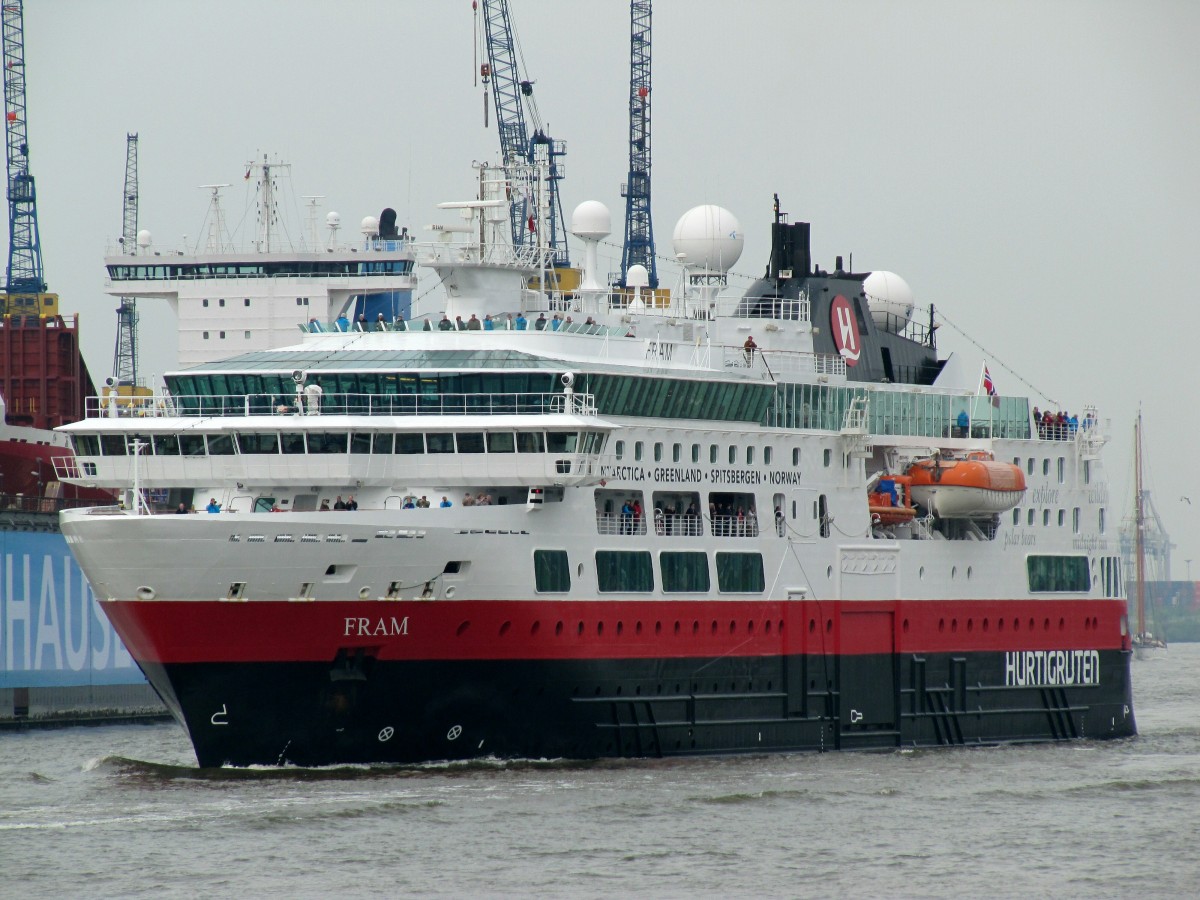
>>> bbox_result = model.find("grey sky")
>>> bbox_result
[27,0,1200,574]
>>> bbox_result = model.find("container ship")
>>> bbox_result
[55,165,1136,767]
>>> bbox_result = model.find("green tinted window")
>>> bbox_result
[1027,555,1090,592]
[715,553,765,593]
[661,552,710,593]
[596,551,654,593]
[534,550,571,593]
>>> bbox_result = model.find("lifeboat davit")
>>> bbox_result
[869,474,916,525]
[906,455,1026,518]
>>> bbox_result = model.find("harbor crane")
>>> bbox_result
[619,0,657,290]
[1,0,55,315]
[475,0,569,267]
[113,133,139,385]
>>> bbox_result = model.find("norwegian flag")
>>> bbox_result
[983,365,1000,407]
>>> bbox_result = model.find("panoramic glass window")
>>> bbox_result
[533,550,571,593]
[595,551,654,592]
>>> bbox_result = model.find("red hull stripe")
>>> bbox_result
[103,598,1130,665]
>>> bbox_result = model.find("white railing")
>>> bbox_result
[85,391,597,420]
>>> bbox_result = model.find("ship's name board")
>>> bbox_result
[600,465,805,487]
[1004,649,1099,687]
[343,616,409,637]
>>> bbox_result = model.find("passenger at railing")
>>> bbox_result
[440,496,453,508]
[535,313,548,331]
[303,380,323,415]
[1083,410,1096,430]
[454,315,467,331]
[402,497,416,509]
[467,314,482,330]
[417,495,431,508]
[515,313,528,331]
[176,502,190,514]
[374,313,387,332]
[483,314,495,331]
[335,314,350,332]
[346,495,358,511]
[632,499,643,531]
[438,315,454,331]
[564,316,574,328]
[654,507,664,535]
[477,493,491,506]
[307,317,324,333]
[1068,412,1079,435]
[551,313,563,331]
[620,500,633,534]
[775,506,785,536]
[584,316,596,327]
[423,319,432,331]
[334,496,348,510]
[356,314,368,331]
[463,493,475,507]
[743,335,758,363]
[394,314,407,331]
[320,499,330,511]
[955,409,969,438]
[206,498,221,513]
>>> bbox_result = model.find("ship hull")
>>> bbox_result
[101,598,1136,767]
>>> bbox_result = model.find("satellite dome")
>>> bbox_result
[360,215,379,236]
[672,205,743,274]
[863,271,915,333]
[326,211,341,227]
[571,200,611,239]
[136,229,152,248]
[626,263,650,288]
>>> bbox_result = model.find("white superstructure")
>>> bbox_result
[103,157,417,368]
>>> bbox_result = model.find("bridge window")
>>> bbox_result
[395,433,424,454]
[427,433,454,454]
[456,432,485,453]
[519,432,546,453]
[488,431,515,453]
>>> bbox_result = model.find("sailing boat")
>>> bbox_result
[1131,411,1168,660]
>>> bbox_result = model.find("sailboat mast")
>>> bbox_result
[1134,410,1146,636]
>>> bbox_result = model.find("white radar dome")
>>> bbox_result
[326,211,341,227]
[626,264,650,288]
[571,200,611,239]
[863,271,915,333]
[672,205,743,274]
[360,215,379,236]
[136,229,152,248]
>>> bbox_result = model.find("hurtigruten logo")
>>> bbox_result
[1005,650,1099,686]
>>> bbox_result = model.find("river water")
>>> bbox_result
[3,645,1198,899]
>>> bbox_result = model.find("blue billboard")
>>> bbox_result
[0,530,147,688]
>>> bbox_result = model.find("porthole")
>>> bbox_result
[951,618,958,633]
[902,619,910,633]
[919,566,925,580]
[1059,617,1065,631]
[938,618,945,633]
[809,618,816,633]
[577,563,584,577]
[966,566,973,580]
[136,586,156,600]
[710,620,718,635]
[456,621,470,636]
[1043,618,1050,631]
[951,566,957,579]
[555,621,563,635]
[577,621,585,636]
[531,620,541,635]
[358,586,371,599]
[826,565,833,578]
[444,586,456,598]
[966,619,973,633]
[616,621,623,636]
[596,621,604,636]
[499,621,511,636]
[983,618,989,633]
[765,620,772,635]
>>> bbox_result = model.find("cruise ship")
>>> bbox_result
[56,165,1135,767]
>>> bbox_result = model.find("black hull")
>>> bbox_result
[147,649,1136,768]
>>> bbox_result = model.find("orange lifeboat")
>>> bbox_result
[906,456,1026,518]
[869,474,917,526]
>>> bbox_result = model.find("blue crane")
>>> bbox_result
[477,0,569,266]
[619,0,657,289]
[1,0,50,312]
